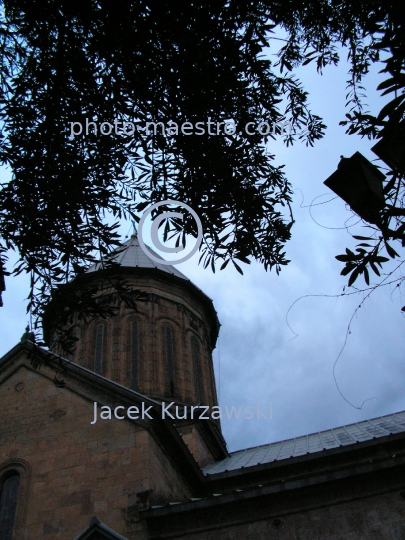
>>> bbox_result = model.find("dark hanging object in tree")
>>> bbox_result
[371,121,405,173]
[323,152,385,225]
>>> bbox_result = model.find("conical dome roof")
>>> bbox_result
[86,233,214,303]
[86,234,189,281]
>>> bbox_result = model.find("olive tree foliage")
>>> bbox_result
[0,0,403,347]
[331,3,405,310]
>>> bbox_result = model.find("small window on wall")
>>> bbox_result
[131,321,139,390]
[0,472,21,540]
[164,326,175,396]
[95,324,104,375]
[191,337,202,403]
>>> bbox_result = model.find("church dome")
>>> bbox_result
[87,233,190,280]
[44,234,220,410]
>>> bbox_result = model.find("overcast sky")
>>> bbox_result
[1,47,404,454]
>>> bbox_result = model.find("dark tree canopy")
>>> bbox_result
[0,0,404,342]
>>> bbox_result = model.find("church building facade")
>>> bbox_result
[1,235,405,539]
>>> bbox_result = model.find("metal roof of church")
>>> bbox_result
[203,410,405,475]
[86,234,189,281]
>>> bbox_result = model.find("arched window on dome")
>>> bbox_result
[95,323,104,375]
[0,471,21,540]
[164,326,175,396]
[191,337,202,403]
[131,320,139,390]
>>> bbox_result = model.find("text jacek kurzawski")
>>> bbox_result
[90,402,272,424]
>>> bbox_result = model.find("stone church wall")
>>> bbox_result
[0,355,193,539]
[146,488,405,540]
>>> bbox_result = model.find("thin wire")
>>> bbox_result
[295,188,362,230]
[296,189,338,209]
[309,200,361,230]
[286,268,405,409]
[332,261,405,409]
[286,276,404,339]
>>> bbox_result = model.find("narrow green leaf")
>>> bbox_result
[348,267,360,286]
[220,259,230,270]
[232,260,243,275]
